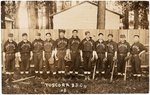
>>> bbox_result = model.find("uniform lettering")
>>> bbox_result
[118,44,127,49]
[132,45,140,52]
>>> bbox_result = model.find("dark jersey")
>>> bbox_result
[18,40,32,54]
[117,41,130,54]
[95,40,107,53]
[55,37,68,50]
[68,36,80,51]
[131,42,147,54]
[44,39,55,53]
[3,40,18,53]
[106,40,117,54]
[79,37,95,52]
[32,39,44,53]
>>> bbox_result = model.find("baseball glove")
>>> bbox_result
[48,57,54,64]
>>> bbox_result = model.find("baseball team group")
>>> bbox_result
[3,29,147,81]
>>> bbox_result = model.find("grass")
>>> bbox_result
[2,74,149,94]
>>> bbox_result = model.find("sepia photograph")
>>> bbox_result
[1,0,149,94]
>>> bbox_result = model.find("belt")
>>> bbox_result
[33,52,42,54]
[133,54,139,56]
[6,53,15,55]
[57,50,66,52]
[97,52,105,54]
[119,53,127,55]
[71,51,79,53]
[45,52,52,54]
[83,51,92,53]
[21,52,30,55]
[108,53,114,55]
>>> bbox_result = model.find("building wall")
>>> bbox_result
[53,2,120,29]
[53,2,97,29]
[5,21,13,29]
[105,11,120,29]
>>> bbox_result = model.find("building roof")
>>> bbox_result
[50,1,123,18]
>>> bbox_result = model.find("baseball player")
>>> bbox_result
[68,30,81,79]
[130,35,147,77]
[43,32,55,77]
[18,33,32,76]
[95,33,107,79]
[32,33,44,77]
[3,33,18,80]
[55,29,69,80]
[106,34,117,78]
[79,31,96,80]
[117,34,130,76]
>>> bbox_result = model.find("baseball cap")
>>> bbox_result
[120,34,126,38]
[22,33,28,36]
[8,33,13,37]
[36,32,41,36]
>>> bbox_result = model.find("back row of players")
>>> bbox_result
[3,29,147,80]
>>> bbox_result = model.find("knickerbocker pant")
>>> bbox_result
[131,54,141,74]
[45,53,54,73]
[117,54,127,73]
[83,51,92,72]
[20,53,30,72]
[105,53,114,74]
[33,52,43,72]
[70,51,80,72]
[96,53,105,73]
[56,50,66,72]
[5,53,15,73]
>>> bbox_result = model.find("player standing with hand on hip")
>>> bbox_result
[117,34,130,76]
[130,35,147,78]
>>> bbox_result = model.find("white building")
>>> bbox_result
[50,1,123,29]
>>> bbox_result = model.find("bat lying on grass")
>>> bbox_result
[12,76,35,83]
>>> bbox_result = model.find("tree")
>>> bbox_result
[13,1,20,28]
[121,2,129,29]
[45,1,50,29]
[49,1,56,29]
[27,1,39,29]
[45,1,56,29]
[133,2,139,29]
[117,1,149,29]
[97,1,106,29]
[1,1,5,29]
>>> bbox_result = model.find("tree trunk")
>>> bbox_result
[27,1,39,29]
[14,1,20,29]
[123,7,129,29]
[1,1,5,29]
[143,9,148,29]
[49,1,55,29]
[134,2,139,29]
[35,2,39,29]
[134,9,139,29]
[45,1,50,29]
[97,1,106,29]
[61,1,65,10]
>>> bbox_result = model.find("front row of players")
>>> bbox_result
[3,30,147,80]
